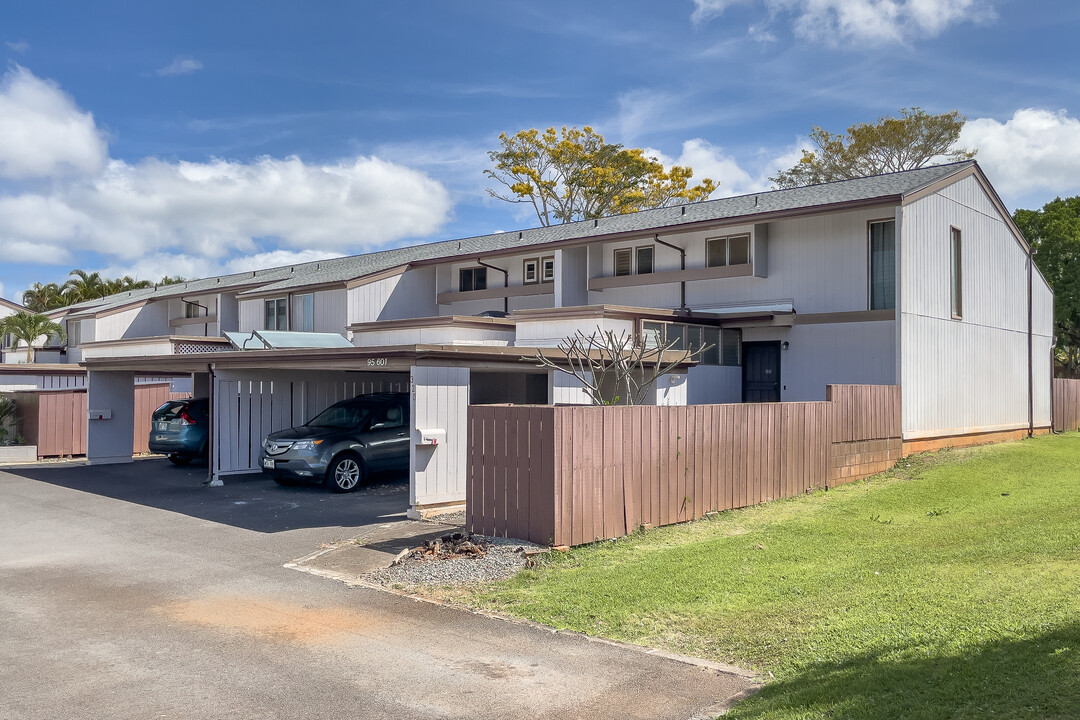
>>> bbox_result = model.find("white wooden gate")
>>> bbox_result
[212,370,409,477]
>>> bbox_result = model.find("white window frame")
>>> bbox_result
[523,258,539,285]
[541,256,556,283]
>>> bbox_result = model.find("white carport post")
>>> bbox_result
[408,365,470,519]
[87,370,136,465]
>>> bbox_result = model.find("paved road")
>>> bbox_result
[0,460,755,720]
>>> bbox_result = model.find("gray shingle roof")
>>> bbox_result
[73,161,975,313]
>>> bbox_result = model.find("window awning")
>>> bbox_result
[225,330,354,350]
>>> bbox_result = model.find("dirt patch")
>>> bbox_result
[154,595,377,645]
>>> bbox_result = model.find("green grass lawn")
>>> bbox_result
[463,434,1080,719]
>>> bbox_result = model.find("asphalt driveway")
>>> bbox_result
[0,460,756,719]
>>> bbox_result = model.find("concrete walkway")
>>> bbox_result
[0,461,757,719]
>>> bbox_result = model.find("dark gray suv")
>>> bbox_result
[259,393,409,492]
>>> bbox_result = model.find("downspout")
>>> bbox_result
[652,234,687,311]
[1051,333,1057,433]
[181,295,210,337]
[476,260,509,315]
[208,363,221,486]
[1028,247,1034,437]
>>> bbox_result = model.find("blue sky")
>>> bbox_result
[2,0,1080,302]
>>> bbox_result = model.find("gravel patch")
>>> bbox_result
[422,509,466,526]
[363,534,545,589]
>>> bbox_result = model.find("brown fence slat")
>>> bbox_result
[466,384,904,546]
[1054,378,1080,432]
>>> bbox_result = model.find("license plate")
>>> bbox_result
[262,458,275,469]
[157,422,167,431]
[154,435,168,441]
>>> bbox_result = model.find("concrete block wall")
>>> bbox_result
[830,438,902,485]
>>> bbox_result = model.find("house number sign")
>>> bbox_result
[367,358,389,367]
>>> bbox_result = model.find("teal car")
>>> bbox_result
[148,398,209,465]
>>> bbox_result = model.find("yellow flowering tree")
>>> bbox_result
[485,126,717,226]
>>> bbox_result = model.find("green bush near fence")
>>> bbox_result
[468,434,1080,719]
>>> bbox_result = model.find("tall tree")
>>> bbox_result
[21,282,66,312]
[61,269,107,303]
[485,126,717,226]
[0,312,66,363]
[1013,197,1080,378]
[61,270,153,303]
[771,108,976,189]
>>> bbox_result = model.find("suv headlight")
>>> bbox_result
[292,440,324,451]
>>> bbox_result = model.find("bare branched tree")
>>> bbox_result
[534,329,706,406]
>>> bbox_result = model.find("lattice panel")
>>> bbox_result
[174,342,230,355]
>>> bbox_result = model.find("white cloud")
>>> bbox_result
[642,138,807,198]
[0,66,108,178]
[960,108,1080,199]
[5,40,29,52]
[692,0,995,45]
[0,67,453,267]
[94,249,346,285]
[157,56,204,76]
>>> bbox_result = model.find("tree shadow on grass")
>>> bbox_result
[729,625,1080,719]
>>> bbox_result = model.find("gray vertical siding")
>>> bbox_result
[900,175,1053,437]
[410,365,470,506]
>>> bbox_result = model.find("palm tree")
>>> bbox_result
[21,282,66,312]
[62,269,107,303]
[0,312,66,363]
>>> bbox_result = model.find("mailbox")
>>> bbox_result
[417,428,445,446]
[88,409,112,420]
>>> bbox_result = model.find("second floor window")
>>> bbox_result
[460,267,487,292]
[869,220,896,311]
[184,301,202,318]
[265,298,287,331]
[541,256,555,282]
[523,258,539,285]
[636,246,654,274]
[614,245,654,277]
[295,293,315,332]
[706,234,751,268]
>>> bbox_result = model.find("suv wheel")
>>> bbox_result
[326,453,364,493]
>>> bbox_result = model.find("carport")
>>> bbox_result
[81,345,595,518]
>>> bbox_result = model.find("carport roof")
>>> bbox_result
[80,343,698,373]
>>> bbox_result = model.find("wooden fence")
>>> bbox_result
[14,390,88,457]
[1053,378,1080,433]
[9,383,188,458]
[468,384,902,546]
